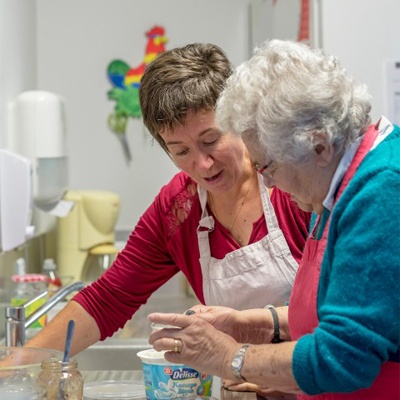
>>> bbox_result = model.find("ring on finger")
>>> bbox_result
[174,339,181,353]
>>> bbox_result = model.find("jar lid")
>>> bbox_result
[12,273,49,283]
[151,322,181,331]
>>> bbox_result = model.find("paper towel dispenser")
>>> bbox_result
[8,91,68,209]
[7,90,72,236]
[0,150,33,251]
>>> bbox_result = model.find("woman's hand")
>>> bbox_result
[149,312,240,379]
[148,312,300,394]
[184,305,241,338]
[185,304,281,344]
[223,380,296,399]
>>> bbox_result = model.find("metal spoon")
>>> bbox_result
[58,319,75,399]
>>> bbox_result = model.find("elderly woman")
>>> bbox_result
[149,40,400,399]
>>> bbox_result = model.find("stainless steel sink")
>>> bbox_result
[77,342,148,400]
[74,293,198,372]
[75,337,151,371]
[0,293,198,385]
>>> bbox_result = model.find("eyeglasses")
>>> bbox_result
[255,161,273,178]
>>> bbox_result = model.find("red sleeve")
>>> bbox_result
[73,176,186,340]
[270,188,311,263]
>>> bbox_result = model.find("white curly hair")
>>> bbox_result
[216,39,372,165]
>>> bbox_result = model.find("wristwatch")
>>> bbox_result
[231,344,250,381]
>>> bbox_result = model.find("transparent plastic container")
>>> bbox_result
[0,346,62,400]
[84,380,146,399]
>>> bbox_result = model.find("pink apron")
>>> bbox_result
[288,124,400,399]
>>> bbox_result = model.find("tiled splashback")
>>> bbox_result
[0,232,56,302]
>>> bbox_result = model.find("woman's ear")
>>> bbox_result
[312,131,335,167]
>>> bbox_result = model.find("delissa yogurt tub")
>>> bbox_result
[137,349,213,399]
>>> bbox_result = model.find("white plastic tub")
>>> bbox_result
[137,349,213,399]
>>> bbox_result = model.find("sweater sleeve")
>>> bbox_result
[73,181,180,340]
[293,162,400,393]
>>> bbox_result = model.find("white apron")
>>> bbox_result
[197,174,298,309]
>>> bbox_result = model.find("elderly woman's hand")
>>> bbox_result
[148,312,241,379]
[185,304,281,344]
[149,312,301,394]
[184,304,241,337]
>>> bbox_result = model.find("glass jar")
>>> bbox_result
[36,358,83,400]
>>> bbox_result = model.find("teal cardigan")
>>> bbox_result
[293,125,400,394]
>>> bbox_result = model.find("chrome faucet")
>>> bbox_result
[5,281,85,347]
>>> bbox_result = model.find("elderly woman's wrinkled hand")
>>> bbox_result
[183,304,241,338]
[182,304,275,344]
[148,312,240,379]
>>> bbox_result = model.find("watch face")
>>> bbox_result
[232,355,241,369]
[231,345,249,380]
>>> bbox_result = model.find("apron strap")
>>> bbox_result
[257,173,281,232]
[335,124,379,201]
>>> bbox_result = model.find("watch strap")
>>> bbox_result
[265,304,284,343]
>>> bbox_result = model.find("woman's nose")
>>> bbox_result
[195,150,214,169]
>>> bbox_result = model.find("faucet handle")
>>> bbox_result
[5,305,25,347]
[5,305,24,320]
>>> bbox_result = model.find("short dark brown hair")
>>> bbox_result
[139,43,232,152]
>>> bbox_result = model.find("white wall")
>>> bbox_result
[35,0,250,233]
[1,0,399,236]
[0,0,36,148]
[318,0,400,123]
[251,0,400,124]
[250,0,302,49]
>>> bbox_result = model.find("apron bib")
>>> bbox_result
[289,124,399,399]
[197,174,298,310]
